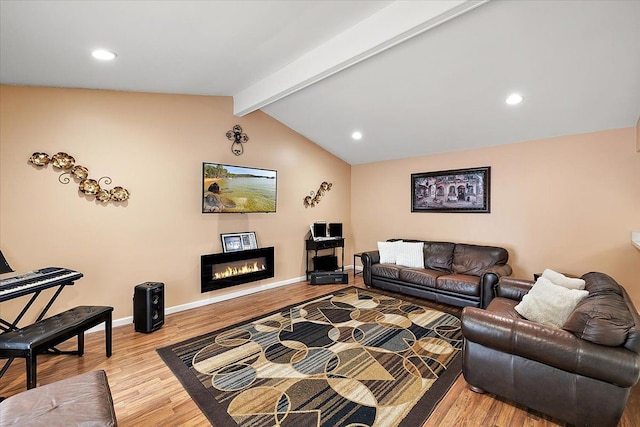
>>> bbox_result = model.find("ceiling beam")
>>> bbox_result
[233,0,489,116]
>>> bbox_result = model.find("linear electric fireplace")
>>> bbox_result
[201,247,275,292]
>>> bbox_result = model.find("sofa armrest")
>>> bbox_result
[479,264,513,308]
[360,250,379,286]
[461,307,639,387]
[495,277,534,301]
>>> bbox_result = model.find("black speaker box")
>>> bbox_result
[133,282,164,333]
[313,222,327,238]
[311,272,348,285]
[328,223,342,237]
[313,255,338,271]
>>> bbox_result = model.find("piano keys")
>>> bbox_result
[0,267,83,302]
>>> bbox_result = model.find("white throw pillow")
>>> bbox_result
[515,277,589,328]
[395,242,425,269]
[542,268,586,290]
[377,240,403,264]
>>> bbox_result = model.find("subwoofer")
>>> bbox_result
[313,255,338,271]
[310,272,348,285]
[133,282,164,333]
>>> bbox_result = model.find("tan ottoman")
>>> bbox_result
[0,370,117,426]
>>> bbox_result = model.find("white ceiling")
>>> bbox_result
[1,0,639,165]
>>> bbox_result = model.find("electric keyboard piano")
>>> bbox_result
[0,267,83,303]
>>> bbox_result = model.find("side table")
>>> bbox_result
[353,252,363,278]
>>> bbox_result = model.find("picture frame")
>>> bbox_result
[411,166,490,213]
[221,232,258,253]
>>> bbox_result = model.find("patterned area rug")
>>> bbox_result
[157,287,462,427]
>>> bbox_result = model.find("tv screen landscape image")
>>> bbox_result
[202,162,277,213]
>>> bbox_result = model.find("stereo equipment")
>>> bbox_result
[328,223,343,237]
[313,222,327,238]
[313,255,338,272]
[133,282,164,333]
[310,272,348,285]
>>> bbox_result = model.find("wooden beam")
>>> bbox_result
[233,0,489,116]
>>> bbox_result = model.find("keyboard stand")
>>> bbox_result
[0,281,73,385]
[0,283,70,333]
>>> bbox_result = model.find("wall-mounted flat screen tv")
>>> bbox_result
[202,162,277,213]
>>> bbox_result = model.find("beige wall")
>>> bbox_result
[636,115,639,152]
[1,85,639,321]
[0,85,351,322]
[352,128,640,306]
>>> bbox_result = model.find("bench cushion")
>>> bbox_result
[0,306,112,351]
[0,370,117,426]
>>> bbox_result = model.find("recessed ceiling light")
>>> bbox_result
[505,93,524,105]
[351,131,363,140]
[91,49,117,61]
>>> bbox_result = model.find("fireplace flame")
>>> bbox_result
[214,261,266,280]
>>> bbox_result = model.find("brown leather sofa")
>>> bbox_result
[461,272,640,426]
[361,239,512,309]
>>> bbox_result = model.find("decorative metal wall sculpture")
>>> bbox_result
[303,181,332,208]
[226,124,249,156]
[28,152,130,204]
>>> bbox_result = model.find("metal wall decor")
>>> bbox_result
[226,125,249,156]
[303,181,332,208]
[28,151,130,204]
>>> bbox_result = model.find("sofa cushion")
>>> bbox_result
[563,272,634,346]
[399,268,444,289]
[514,277,589,328]
[378,240,403,264]
[370,263,402,280]
[423,242,455,272]
[452,244,508,276]
[396,241,424,268]
[437,274,481,297]
[582,271,624,296]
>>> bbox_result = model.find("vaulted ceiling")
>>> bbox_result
[1,0,639,165]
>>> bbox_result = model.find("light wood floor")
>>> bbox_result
[1,277,638,426]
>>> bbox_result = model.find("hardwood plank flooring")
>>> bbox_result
[1,277,638,426]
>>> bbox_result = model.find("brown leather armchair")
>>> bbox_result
[461,272,640,426]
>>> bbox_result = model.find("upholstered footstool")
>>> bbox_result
[0,370,117,426]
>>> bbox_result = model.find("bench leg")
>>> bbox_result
[105,312,112,357]
[26,351,37,389]
[77,331,85,356]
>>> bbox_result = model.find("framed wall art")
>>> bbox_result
[411,166,490,213]
[221,232,258,253]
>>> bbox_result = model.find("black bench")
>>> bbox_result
[0,305,113,389]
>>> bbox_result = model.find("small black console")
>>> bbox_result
[310,272,348,285]
[305,237,345,281]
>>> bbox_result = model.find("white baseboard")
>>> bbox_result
[87,267,359,335]
[86,274,307,334]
